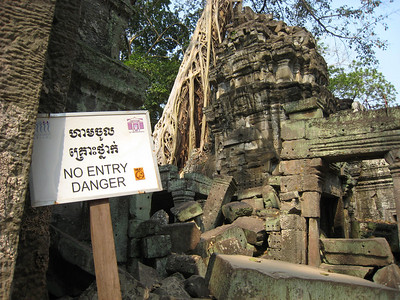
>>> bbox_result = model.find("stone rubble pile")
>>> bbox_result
[47,6,400,299]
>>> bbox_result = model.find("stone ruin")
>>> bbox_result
[2,1,400,299]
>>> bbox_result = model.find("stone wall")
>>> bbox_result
[349,159,395,223]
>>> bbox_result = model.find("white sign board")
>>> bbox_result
[30,111,162,207]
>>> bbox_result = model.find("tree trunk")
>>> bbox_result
[152,0,240,169]
[0,1,56,299]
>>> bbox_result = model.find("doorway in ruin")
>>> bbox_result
[318,159,399,255]
[320,194,345,238]
[151,191,175,222]
[347,159,399,253]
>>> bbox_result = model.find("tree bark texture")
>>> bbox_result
[0,1,56,299]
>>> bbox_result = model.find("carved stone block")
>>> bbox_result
[202,176,237,231]
[301,192,321,218]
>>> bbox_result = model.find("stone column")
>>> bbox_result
[279,158,323,266]
[385,149,400,247]
[302,191,322,267]
[304,159,323,267]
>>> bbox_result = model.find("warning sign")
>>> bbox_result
[29,111,162,207]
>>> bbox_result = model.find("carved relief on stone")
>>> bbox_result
[207,7,332,191]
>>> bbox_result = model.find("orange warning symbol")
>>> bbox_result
[134,168,145,180]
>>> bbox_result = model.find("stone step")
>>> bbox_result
[206,254,400,299]
[321,238,394,266]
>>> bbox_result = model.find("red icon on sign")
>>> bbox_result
[127,118,144,133]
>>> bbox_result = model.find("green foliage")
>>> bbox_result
[121,0,193,126]
[124,52,181,126]
[328,61,397,109]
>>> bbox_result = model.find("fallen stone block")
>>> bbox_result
[152,273,191,299]
[241,198,264,211]
[202,176,237,231]
[206,254,400,300]
[246,243,256,254]
[166,254,207,278]
[79,268,148,299]
[373,264,400,290]
[183,172,213,196]
[171,189,196,203]
[262,185,280,208]
[232,216,265,245]
[268,175,281,187]
[50,225,94,275]
[159,222,201,253]
[131,219,162,239]
[321,238,394,266]
[195,224,247,257]
[171,200,203,222]
[141,235,171,258]
[213,238,253,256]
[128,261,161,289]
[280,199,301,214]
[236,186,262,201]
[222,201,253,223]
[265,215,281,232]
[150,209,169,226]
[256,207,280,217]
[184,275,210,298]
[319,263,374,279]
[146,256,169,278]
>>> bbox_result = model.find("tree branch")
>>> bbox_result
[146,23,188,54]
[298,0,355,40]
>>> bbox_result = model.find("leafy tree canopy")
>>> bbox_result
[122,0,192,125]
[124,52,181,126]
[122,0,397,122]
[328,60,397,109]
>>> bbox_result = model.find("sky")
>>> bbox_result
[323,0,400,104]
[373,1,400,104]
